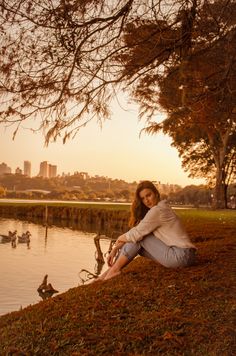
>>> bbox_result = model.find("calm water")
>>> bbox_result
[0,218,110,316]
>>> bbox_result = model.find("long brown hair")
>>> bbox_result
[129,180,160,227]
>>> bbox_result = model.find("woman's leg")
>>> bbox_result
[139,234,196,268]
[103,242,142,280]
[99,236,195,282]
[103,255,129,280]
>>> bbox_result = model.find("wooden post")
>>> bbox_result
[45,205,48,224]
[44,205,48,239]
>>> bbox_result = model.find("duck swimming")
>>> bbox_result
[0,230,17,244]
[18,231,31,244]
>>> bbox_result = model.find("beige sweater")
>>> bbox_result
[124,200,196,249]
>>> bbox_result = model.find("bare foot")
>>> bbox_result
[89,277,103,284]
[104,270,121,281]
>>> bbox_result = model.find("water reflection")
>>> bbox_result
[0,218,121,316]
[78,233,117,284]
[78,230,122,284]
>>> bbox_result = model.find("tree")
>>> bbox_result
[168,185,211,206]
[162,26,236,209]
[117,0,236,208]
[0,1,235,207]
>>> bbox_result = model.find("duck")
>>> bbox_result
[37,274,59,294]
[18,231,31,244]
[0,230,17,244]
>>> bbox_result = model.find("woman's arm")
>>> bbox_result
[125,206,161,243]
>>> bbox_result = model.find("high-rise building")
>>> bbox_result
[0,162,11,175]
[24,160,31,177]
[48,164,57,178]
[39,161,48,178]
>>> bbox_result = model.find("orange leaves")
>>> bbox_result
[163,329,185,346]
[163,330,174,340]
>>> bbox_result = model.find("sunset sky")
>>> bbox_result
[1,97,204,187]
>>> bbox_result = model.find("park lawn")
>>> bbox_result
[0,209,235,355]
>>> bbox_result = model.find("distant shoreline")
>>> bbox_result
[0,198,195,210]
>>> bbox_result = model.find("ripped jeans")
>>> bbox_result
[119,234,196,268]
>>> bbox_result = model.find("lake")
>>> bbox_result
[0,218,110,316]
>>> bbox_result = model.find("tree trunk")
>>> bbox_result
[213,168,227,209]
[209,128,231,209]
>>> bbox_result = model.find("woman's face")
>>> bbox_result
[139,188,158,209]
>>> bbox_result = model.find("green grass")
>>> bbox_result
[0,201,131,211]
[176,207,236,222]
[1,200,236,217]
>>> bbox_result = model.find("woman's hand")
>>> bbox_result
[107,246,119,267]
[107,237,126,267]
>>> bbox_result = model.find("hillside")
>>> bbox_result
[0,209,235,355]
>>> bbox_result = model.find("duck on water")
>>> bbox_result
[0,230,31,247]
[0,230,17,245]
[17,231,31,244]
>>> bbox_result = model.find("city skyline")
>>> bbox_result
[0,160,58,179]
[1,158,173,182]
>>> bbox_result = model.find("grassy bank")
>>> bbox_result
[0,209,235,355]
[0,201,130,210]
[0,201,131,234]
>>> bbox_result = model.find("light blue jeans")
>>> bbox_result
[119,234,196,268]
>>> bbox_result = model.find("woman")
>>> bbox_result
[99,180,196,281]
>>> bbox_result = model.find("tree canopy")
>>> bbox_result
[0,0,144,142]
[0,0,231,140]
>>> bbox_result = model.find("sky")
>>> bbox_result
[1,96,205,187]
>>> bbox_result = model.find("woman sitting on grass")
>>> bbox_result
[99,180,196,281]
